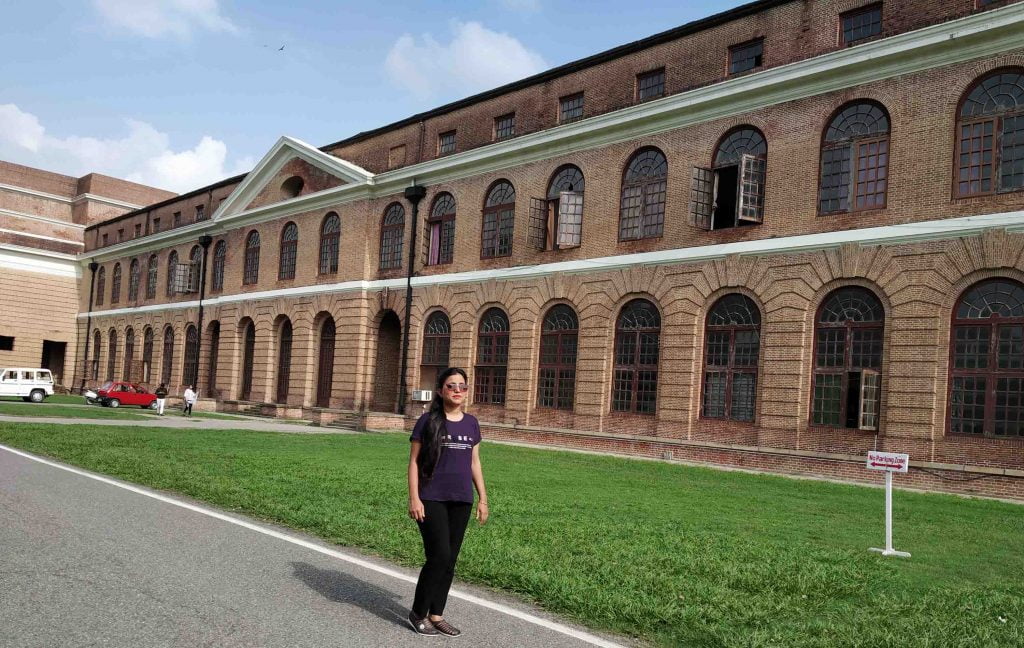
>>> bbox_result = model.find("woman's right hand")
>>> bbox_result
[408,497,425,522]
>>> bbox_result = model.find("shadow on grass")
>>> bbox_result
[290,561,410,630]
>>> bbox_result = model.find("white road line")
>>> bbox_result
[0,443,626,648]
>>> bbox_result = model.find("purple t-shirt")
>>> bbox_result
[410,412,481,503]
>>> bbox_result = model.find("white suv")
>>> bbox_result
[0,368,55,402]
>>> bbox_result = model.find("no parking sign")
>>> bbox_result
[866,451,911,558]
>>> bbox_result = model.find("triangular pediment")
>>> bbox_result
[214,136,373,220]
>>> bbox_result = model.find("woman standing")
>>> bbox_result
[408,367,488,637]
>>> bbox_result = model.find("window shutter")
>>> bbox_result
[528,197,548,250]
[556,191,583,248]
[738,154,767,223]
[690,167,714,230]
[858,369,881,431]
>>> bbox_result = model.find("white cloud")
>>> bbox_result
[385,21,547,100]
[0,104,253,193]
[93,0,237,39]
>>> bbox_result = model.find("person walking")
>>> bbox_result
[407,367,488,637]
[182,385,197,417]
[155,383,168,416]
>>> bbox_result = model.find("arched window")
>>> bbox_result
[422,311,451,368]
[183,324,199,388]
[240,320,256,400]
[124,328,135,382]
[379,203,405,270]
[189,245,202,290]
[107,329,118,381]
[818,101,890,214]
[956,70,1024,197]
[161,327,175,386]
[319,213,341,275]
[537,304,578,410]
[211,241,226,292]
[692,127,767,230]
[207,321,220,395]
[276,318,293,403]
[142,327,153,383]
[110,263,122,304]
[128,259,140,301]
[612,299,660,413]
[146,255,158,299]
[811,287,884,429]
[474,308,510,405]
[95,267,105,306]
[701,295,761,421]
[529,166,584,251]
[278,222,298,280]
[949,279,1024,438]
[316,317,336,407]
[243,231,260,285]
[426,194,456,266]
[92,329,102,380]
[166,251,179,297]
[619,148,667,241]
[481,181,515,258]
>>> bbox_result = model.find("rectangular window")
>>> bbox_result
[388,145,406,169]
[0,335,13,351]
[636,68,665,102]
[958,119,995,196]
[528,193,583,251]
[853,139,889,210]
[195,204,205,221]
[117,228,124,242]
[173,211,181,227]
[841,4,882,45]
[134,223,142,238]
[438,130,456,155]
[729,39,763,75]
[494,113,515,141]
[1001,114,1024,191]
[819,145,853,213]
[101,233,108,246]
[559,93,584,124]
[153,217,161,232]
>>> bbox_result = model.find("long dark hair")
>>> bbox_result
[418,367,468,484]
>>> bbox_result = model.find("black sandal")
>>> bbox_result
[408,611,439,636]
[431,618,461,637]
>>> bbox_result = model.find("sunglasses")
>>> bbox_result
[444,383,469,392]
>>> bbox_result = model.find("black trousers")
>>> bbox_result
[183,403,193,416]
[412,499,472,617]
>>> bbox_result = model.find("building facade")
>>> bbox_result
[0,161,173,386]
[77,0,1024,498]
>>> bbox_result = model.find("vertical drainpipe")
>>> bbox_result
[195,235,213,395]
[78,261,99,393]
[398,183,426,414]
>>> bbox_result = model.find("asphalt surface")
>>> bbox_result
[0,446,631,648]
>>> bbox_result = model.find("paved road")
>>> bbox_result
[0,446,630,648]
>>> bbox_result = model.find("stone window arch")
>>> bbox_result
[818,101,890,214]
[619,148,667,241]
[319,213,341,275]
[425,194,456,266]
[243,231,260,285]
[481,181,515,258]
[279,222,298,280]
[379,203,405,270]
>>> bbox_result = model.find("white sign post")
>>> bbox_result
[866,451,911,558]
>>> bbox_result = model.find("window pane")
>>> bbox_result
[702,371,727,417]
[812,373,842,426]
[850,328,883,369]
[560,93,584,123]
[854,139,888,209]
[637,69,665,101]
[706,331,730,366]
[954,325,990,369]
[820,146,852,213]
[731,372,757,422]
[729,40,763,75]
[950,376,986,435]
[733,330,760,366]
[816,329,845,368]
[959,120,995,196]
[1001,114,1024,191]
[842,6,882,44]
[994,377,1024,437]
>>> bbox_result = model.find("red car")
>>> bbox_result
[96,381,158,409]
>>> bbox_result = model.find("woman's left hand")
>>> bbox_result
[476,500,489,525]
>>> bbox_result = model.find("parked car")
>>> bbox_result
[94,381,158,409]
[0,368,55,402]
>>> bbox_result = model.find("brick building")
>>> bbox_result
[0,161,173,386]
[76,0,1024,498]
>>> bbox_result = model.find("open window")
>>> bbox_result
[858,369,881,431]
[691,127,767,230]
[529,165,584,251]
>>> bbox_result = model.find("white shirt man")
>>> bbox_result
[183,386,198,417]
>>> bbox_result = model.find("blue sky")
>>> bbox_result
[1,1,749,193]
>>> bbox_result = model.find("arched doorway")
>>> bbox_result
[316,317,336,408]
[372,310,402,411]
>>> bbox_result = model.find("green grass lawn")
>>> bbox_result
[138,409,248,422]
[0,423,1020,647]
[0,394,85,405]
[0,402,149,420]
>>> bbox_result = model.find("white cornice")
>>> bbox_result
[78,209,1024,319]
[0,183,145,210]
[0,243,80,279]
[0,207,86,231]
[72,192,145,210]
[0,228,83,246]
[79,3,1024,264]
